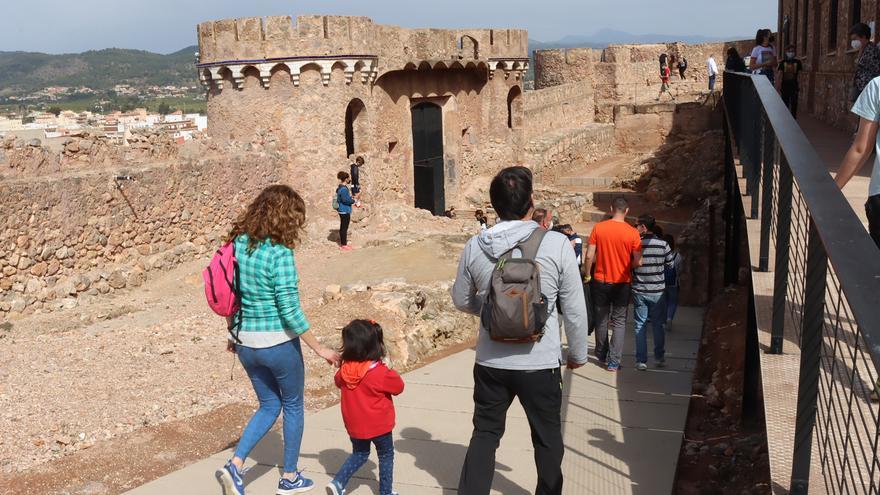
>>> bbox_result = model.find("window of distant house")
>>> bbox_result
[829,0,839,51]
[852,0,862,25]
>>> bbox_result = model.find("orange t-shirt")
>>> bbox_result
[588,219,642,284]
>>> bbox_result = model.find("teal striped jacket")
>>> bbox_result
[234,235,310,337]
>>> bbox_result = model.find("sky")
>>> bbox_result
[3,0,778,54]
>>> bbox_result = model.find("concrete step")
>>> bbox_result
[592,190,644,202]
[556,176,616,187]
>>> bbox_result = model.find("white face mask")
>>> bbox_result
[853,39,864,50]
[785,52,796,59]
[547,221,554,230]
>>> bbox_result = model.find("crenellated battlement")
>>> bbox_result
[196,15,528,90]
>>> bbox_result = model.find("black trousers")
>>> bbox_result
[867,194,880,249]
[338,213,351,246]
[458,364,564,495]
[781,85,799,118]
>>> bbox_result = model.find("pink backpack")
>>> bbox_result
[203,242,242,340]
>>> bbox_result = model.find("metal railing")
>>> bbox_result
[722,70,880,494]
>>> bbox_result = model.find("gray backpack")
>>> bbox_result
[480,229,549,343]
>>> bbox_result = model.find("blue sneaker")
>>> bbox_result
[277,471,315,494]
[606,361,620,372]
[215,461,245,495]
[325,480,344,495]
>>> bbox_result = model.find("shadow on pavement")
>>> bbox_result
[395,427,529,494]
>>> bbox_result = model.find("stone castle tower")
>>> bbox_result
[197,15,529,214]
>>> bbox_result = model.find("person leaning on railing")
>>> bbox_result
[834,76,880,250]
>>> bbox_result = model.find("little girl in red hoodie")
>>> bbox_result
[326,320,404,495]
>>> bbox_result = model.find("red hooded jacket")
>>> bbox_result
[335,360,405,439]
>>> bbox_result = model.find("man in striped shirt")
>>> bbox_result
[632,214,675,370]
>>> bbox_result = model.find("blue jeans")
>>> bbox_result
[664,286,679,322]
[632,292,667,364]
[234,339,305,473]
[333,432,394,495]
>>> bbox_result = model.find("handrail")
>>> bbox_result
[733,71,880,371]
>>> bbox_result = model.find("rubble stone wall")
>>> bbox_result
[525,124,616,184]
[522,82,595,140]
[613,101,722,154]
[0,154,285,317]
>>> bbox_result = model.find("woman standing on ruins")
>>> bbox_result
[336,171,356,250]
[216,185,341,495]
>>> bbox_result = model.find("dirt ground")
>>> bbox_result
[672,284,772,494]
[0,214,472,493]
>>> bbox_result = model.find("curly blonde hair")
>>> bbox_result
[226,185,307,252]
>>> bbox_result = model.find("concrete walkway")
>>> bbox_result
[741,114,874,494]
[126,307,702,495]
[798,115,870,226]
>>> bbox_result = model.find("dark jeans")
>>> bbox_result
[867,194,880,249]
[339,213,351,246]
[333,432,394,495]
[459,365,564,495]
[781,85,799,118]
[591,281,631,365]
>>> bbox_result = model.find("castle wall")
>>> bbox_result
[522,82,595,141]
[197,15,528,77]
[0,155,285,316]
[198,15,529,212]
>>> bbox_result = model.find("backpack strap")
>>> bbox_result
[518,228,547,260]
[503,228,546,262]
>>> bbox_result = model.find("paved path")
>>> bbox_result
[741,114,872,494]
[126,307,703,495]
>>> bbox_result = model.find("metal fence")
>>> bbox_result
[722,70,880,494]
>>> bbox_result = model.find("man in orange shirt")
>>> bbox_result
[583,197,643,372]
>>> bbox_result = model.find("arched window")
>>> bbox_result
[459,36,479,59]
[345,98,366,157]
[507,86,522,129]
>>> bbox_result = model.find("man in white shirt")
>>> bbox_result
[707,54,719,92]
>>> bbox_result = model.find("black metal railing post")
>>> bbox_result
[789,219,828,494]
[759,113,775,272]
[748,92,762,219]
[769,155,793,354]
[723,113,739,286]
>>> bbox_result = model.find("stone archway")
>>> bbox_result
[345,98,366,157]
[411,101,445,215]
[507,85,523,129]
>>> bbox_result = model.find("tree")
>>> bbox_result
[157,102,172,115]
[47,106,62,116]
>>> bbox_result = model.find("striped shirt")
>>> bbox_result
[632,235,674,294]
[233,234,310,348]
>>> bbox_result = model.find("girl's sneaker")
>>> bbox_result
[277,471,315,494]
[215,461,246,495]
[325,480,345,495]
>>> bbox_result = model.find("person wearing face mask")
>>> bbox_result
[849,23,880,105]
[777,44,803,118]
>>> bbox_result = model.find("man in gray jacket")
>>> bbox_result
[451,166,589,495]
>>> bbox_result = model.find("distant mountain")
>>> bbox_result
[0,46,199,96]
[530,28,747,53]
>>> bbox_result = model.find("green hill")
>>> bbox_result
[0,46,199,96]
